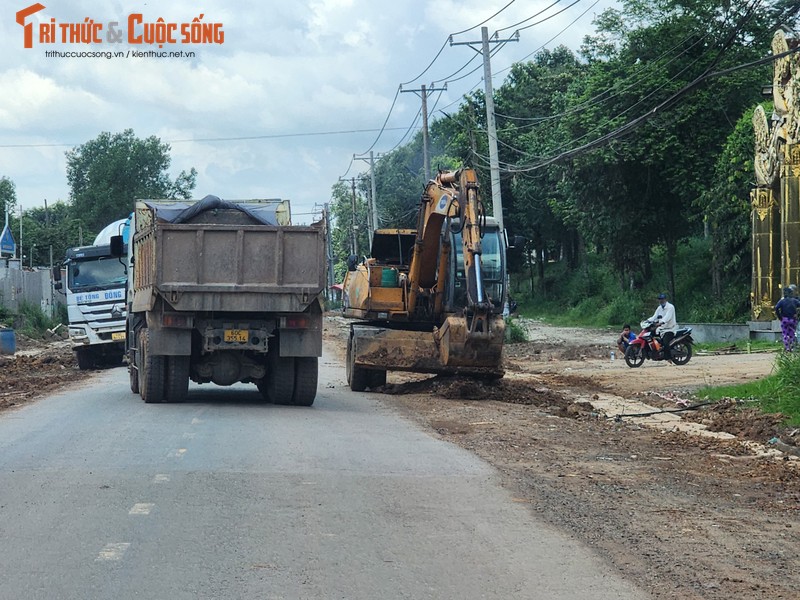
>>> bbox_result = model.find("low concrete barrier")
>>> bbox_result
[683,323,750,344]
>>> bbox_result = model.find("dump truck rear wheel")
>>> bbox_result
[267,353,296,404]
[292,357,318,406]
[165,355,190,402]
[76,347,95,370]
[140,329,166,404]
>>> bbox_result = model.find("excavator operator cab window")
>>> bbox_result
[447,226,505,311]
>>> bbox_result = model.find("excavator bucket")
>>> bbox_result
[435,314,505,369]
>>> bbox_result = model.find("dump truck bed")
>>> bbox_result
[131,198,325,314]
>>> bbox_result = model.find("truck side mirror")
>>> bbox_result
[110,235,125,257]
[347,254,358,271]
[51,265,61,282]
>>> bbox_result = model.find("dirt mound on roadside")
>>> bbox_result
[381,375,596,418]
[0,346,93,410]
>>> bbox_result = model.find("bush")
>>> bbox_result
[0,304,13,328]
[16,301,62,340]
[764,352,800,419]
[504,318,527,343]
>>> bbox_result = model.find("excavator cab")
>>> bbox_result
[446,219,506,313]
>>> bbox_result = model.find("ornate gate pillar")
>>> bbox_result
[783,144,800,288]
[751,188,781,320]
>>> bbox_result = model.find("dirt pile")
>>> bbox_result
[0,344,92,409]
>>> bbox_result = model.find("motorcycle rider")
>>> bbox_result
[649,293,677,357]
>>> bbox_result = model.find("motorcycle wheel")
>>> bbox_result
[625,345,645,368]
[670,342,692,365]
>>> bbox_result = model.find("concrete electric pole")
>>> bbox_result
[451,26,518,232]
[401,83,447,183]
[354,150,381,239]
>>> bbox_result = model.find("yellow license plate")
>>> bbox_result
[224,329,248,343]
[111,332,126,341]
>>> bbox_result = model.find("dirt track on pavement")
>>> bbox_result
[3,318,798,599]
[327,316,800,600]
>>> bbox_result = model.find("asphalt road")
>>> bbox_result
[0,353,648,600]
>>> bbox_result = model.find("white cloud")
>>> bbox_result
[0,0,618,223]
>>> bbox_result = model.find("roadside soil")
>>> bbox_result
[3,319,799,599]
[326,316,800,600]
[0,335,92,410]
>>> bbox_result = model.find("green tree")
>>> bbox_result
[17,202,85,267]
[557,0,782,295]
[329,180,370,282]
[0,177,17,221]
[66,129,197,231]
[700,106,758,298]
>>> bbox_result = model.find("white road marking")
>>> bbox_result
[174,448,187,458]
[129,503,155,515]
[182,432,196,439]
[96,543,130,562]
[191,418,203,425]
[153,474,170,483]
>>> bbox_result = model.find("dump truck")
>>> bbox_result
[342,168,507,390]
[54,218,130,369]
[113,195,325,405]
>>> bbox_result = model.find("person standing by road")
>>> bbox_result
[774,286,800,351]
[649,293,677,357]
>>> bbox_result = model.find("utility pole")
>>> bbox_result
[354,150,381,238]
[338,177,360,258]
[323,203,334,292]
[451,26,518,232]
[401,82,447,182]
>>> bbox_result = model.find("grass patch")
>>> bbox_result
[698,351,800,424]
[504,317,528,343]
[15,301,64,340]
[694,339,780,353]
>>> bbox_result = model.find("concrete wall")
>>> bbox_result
[748,320,782,342]
[682,323,750,344]
[0,267,56,317]
[682,322,782,343]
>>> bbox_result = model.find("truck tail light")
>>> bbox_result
[281,316,308,329]
[163,313,192,328]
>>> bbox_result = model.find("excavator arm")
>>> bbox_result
[406,168,504,367]
[342,168,505,387]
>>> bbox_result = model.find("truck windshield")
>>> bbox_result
[68,257,127,291]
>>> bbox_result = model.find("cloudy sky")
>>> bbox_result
[1,0,617,224]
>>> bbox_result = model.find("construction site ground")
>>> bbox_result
[3,316,799,599]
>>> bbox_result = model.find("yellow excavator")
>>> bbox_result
[342,168,507,391]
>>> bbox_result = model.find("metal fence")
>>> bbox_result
[0,267,59,317]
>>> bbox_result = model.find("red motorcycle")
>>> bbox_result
[624,319,694,367]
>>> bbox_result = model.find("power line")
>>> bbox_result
[493,23,712,125]
[367,0,523,156]
[495,0,563,33]
[400,0,519,86]
[493,0,600,79]
[358,86,402,155]
[505,41,800,173]
[0,126,416,149]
